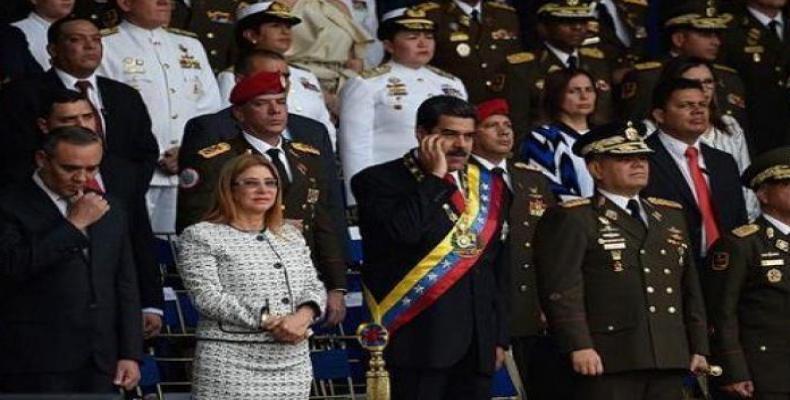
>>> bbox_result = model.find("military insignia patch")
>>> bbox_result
[291,142,320,155]
[198,142,231,158]
[711,252,729,271]
[307,188,320,204]
[767,268,783,283]
[179,168,200,189]
[529,199,546,217]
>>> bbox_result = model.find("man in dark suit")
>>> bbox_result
[643,78,748,265]
[0,16,159,194]
[471,98,569,399]
[37,89,163,339]
[0,24,42,88]
[352,96,508,400]
[178,71,349,326]
[0,126,142,393]
[534,120,710,400]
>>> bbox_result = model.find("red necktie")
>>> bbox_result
[444,174,465,213]
[684,146,719,248]
[74,80,105,140]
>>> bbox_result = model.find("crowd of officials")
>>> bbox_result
[1,0,790,399]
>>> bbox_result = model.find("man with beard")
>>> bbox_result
[352,95,508,400]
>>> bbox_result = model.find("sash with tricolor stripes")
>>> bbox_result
[364,162,505,335]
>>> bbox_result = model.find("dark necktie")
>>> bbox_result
[769,20,782,41]
[567,55,578,69]
[266,148,290,194]
[626,199,644,226]
[470,9,480,23]
[74,80,105,140]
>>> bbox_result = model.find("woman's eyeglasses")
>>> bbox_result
[233,178,279,190]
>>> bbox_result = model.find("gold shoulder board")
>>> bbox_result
[646,197,683,209]
[360,64,392,79]
[713,63,737,74]
[560,198,591,208]
[634,61,662,70]
[486,1,516,11]
[100,26,119,36]
[198,142,231,159]
[413,2,440,12]
[513,161,541,172]
[621,0,647,6]
[579,47,604,59]
[425,65,459,80]
[165,27,198,38]
[291,142,320,156]
[507,52,535,64]
[732,224,760,238]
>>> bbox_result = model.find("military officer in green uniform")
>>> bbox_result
[177,71,348,297]
[418,0,523,104]
[507,0,615,132]
[585,0,650,76]
[704,146,790,400]
[722,0,790,155]
[534,120,710,400]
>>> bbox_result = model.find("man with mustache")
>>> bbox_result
[353,95,508,400]
[534,120,710,400]
[642,78,747,267]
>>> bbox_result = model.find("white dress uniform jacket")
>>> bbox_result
[11,12,51,69]
[338,61,467,203]
[217,65,337,147]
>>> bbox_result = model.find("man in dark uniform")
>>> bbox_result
[174,0,239,74]
[620,2,748,129]
[177,71,348,312]
[722,0,790,155]
[472,98,570,399]
[586,0,650,74]
[419,0,523,104]
[353,96,508,400]
[704,146,790,400]
[534,120,710,400]
[507,0,614,130]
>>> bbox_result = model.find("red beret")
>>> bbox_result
[230,71,287,105]
[476,98,509,122]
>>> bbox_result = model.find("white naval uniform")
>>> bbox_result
[338,61,467,204]
[11,12,51,69]
[98,20,221,233]
[217,64,337,147]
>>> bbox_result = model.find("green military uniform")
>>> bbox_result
[420,0,523,104]
[177,136,347,290]
[619,58,748,128]
[703,147,790,399]
[723,8,790,155]
[585,0,650,69]
[534,121,709,400]
[180,0,240,74]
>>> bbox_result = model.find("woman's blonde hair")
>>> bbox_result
[203,153,284,233]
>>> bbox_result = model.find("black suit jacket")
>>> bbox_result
[0,24,41,86]
[643,133,748,262]
[351,155,508,373]
[0,69,159,191]
[179,108,349,255]
[0,180,142,375]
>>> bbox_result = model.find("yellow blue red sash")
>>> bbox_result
[364,163,505,335]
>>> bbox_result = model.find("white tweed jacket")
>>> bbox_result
[177,222,326,342]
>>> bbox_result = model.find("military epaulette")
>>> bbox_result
[712,63,737,74]
[100,26,119,36]
[360,64,391,79]
[165,27,198,38]
[291,142,320,156]
[732,224,760,238]
[198,142,231,159]
[560,198,590,208]
[634,61,662,70]
[621,0,647,6]
[513,161,541,172]
[426,65,459,80]
[507,52,535,64]
[579,47,604,59]
[646,197,683,209]
[412,2,440,12]
[485,0,516,12]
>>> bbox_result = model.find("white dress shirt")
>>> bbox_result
[544,42,580,68]
[748,6,784,40]
[657,131,708,203]
[598,189,647,225]
[55,68,107,133]
[453,0,483,19]
[243,132,293,180]
[472,155,511,190]
[11,12,51,69]
[764,214,790,235]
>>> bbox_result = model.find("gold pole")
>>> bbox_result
[357,323,390,400]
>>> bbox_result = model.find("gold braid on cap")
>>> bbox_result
[750,165,790,187]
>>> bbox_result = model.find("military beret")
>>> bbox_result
[476,98,509,122]
[742,146,790,189]
[236,1,301,27]
[572,120,653,157]
[230,71,288,105]
[537,0,596,21]
[377,7,435,40]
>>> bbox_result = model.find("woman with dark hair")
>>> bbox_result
[650,56,759,218]
[519,68,598,200]
[178,154,325,400]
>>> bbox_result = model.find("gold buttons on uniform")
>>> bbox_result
[524,242,531,248]
[486,81,492,86]
[666,287,673,294]
[649,306,656,313]
[301,204,307,210]
[646,287,655,293]
[481,63,488,68]
[519,285,528,292]
[522,221,529,227]
[643,268,651,273]
[490,44,497,50]
[664,268,672,275]
[607,325,614,331]
[639,249,646,254]
[668,306,676,314]
[660,249,667,255]
[760,345,767,352]
[210,50,217,56]
[207,32,215,39]
[522,264,530,270]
